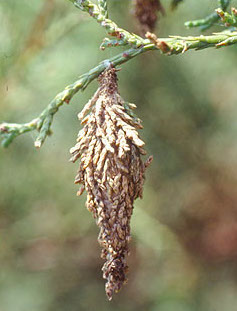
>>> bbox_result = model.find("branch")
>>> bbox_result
[0,119,39,148]
[98,0,108,18]
[100,38,128,50]
[0,45,153,148]
[148,30,237,54]
[71,0,148,47]
[185,0,231,30]
[1,0,237,148]
[216,7,237,27]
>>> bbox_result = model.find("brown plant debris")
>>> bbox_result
[134,0,165,35]
[145,32,171,54]
[70,67,152,300]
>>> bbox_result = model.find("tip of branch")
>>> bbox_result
[34,140,42,149]
[0,123,7,133]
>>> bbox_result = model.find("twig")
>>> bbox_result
[185,0,231,30]
[100,38,128,50]
[0,46,153,148]
[1,1,237,148]
[98,0,108,18]
[1,29,237,148]
[71,0,148,47]
[216,7,237,27]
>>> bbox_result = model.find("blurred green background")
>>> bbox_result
[1,0,237,310]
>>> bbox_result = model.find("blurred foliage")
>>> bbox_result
[1,0,237,310]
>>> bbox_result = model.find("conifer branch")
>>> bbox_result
[185,0,231,30]
[216,7,237,27]
[1,1,237,148]
[148,30,237,54]
[71,0,148,47]
[0,46,152,148]
[100,38,128,50]
[98,0,108,18]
